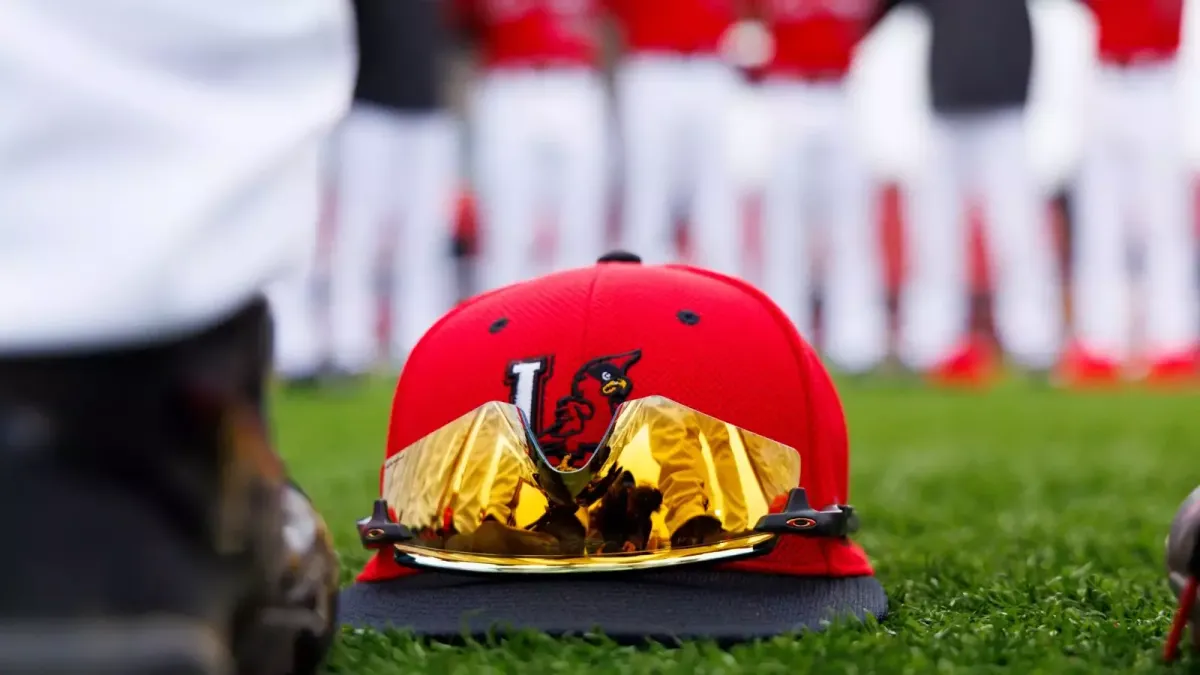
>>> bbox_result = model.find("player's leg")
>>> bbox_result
[473,73,541,293]
[266,251,325,383]
[760,80,814,339]
[688,58,744,278]
[821,84,888,373]
[267,140,335,383]
[975,109,1064,371]
[390,112,460,364]
[550,70,610,274]
[1129,65,1200,369]
[703,422,750,534]
[616,57,683,266]
[649,409,717,539]
[0,298,337,675]
[327,104,398,375]
[1070,70,1132,365]
[897,115,970,370]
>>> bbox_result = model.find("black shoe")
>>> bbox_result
[280,365,368,393]
[0,298,338,675]
[320,366,370,389]
[279,371,326,390]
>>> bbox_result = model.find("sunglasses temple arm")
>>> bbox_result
[357,499,415,550]
[752,488,859,539]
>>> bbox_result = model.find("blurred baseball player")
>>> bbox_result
[455,0,611,293]
[873,0,1064,383]
[609,0,747,276]
[756,0,887,374]
[1063,0,1199,385]
[326,0,460,376]
[0,0,352,673]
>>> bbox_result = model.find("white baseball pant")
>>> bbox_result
[760,79,888,372]
[616,56,744,277]
[268,136,339,379]
[470,68,610,293]
[267,242,326,379]
[897,108,1064,370]
[1072,62,1199,361]
[325,103,459,373]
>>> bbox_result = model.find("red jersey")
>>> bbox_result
[762,0,874,79]
[1086,0,1184,64]
[607,0,738,55]
[455,0,600,68]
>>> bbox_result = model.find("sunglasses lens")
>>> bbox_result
[376,396,802,572]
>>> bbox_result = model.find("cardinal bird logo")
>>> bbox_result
[505,350,642,470]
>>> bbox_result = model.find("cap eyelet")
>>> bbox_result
[676,310,700,326]
[489,318,509,334]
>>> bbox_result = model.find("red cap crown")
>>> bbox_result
[358,260,874,582]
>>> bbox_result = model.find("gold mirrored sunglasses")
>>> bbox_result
[357,395,857,574]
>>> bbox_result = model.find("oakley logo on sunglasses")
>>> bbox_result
[506,350,642,470]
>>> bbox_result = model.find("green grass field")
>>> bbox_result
[275,377,1200,674]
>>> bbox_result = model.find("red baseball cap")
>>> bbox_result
[338,253,887,641]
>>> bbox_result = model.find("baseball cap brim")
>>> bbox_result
[337,567,887,643]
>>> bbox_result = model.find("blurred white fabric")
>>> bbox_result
[617,57,743,276]
[0,0,356,353]
[845,4,931,185]
[1071,60,1198,361]
[758,79,887,372]
[1026,0,1098,195]
[725,80,774,194]
[324,106,460,374]
[474,69,610,291]
[1181,0,1200,171]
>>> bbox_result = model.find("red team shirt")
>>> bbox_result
[1086,0,1184,64]
[606,0,739,55]
[761,0,874,79]
[454,0,600,68]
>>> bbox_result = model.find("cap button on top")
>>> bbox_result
[597,251,642,264]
